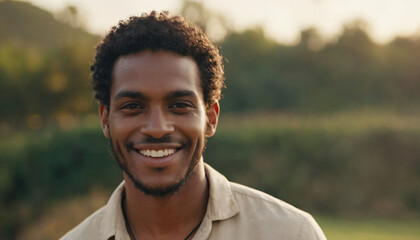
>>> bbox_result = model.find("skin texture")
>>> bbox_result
[99,50,219,239]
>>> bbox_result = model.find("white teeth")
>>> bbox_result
[140,148,176,158]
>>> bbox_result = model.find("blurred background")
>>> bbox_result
[1,0,420,239]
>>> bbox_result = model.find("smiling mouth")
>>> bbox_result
[136,148,177,158]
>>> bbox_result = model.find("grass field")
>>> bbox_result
[317,216,420,240]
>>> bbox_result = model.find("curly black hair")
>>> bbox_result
[91,11,225,109]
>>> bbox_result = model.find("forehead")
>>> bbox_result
[111,50,201,100]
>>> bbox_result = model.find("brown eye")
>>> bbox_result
[169,101,194,114]
[170,102,191,108]
[124,103,142,109]
[120,102,145,113]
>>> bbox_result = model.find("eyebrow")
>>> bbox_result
[114,90,198,101]
[114,90,147,101]
[164,90,198,100]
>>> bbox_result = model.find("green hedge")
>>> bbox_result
[0,126,121,239]
[206,126,420,218]
[1,120,420,238]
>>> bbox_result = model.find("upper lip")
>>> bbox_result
[131,143,183,151]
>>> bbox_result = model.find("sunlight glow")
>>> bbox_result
[24,0,420,44]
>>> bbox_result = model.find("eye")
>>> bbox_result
[119,102,144,113]
[169,101,194,113]
[170,102,191,108]
[123,103,142,109]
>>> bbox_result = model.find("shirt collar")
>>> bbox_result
[98,163,239,239]
[204,163,239,221]
[99,181,129,240]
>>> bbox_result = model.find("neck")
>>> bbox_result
[123,161,208,239]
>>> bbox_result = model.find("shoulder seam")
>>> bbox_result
[231,188,280,204]
[295,211,306,240]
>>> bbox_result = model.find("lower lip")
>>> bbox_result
[133,149,180,168]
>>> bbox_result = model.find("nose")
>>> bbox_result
[140,107,174,138]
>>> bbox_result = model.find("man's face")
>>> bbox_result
[99,50,218,197]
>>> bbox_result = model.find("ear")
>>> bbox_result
[205,101,220,137]
[99,105,110,139]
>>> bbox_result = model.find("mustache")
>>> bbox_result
[125,135,175,149]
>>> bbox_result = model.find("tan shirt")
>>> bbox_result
[61,164,326,240]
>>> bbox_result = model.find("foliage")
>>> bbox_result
[0,41,98,131]
[220,22,420,113]
[0,124,121,239]
[0,1,99,132]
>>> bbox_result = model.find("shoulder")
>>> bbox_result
[230,182,303,215]
[60,206,107,240]
[229,182,326,240]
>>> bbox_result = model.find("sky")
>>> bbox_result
[24,0,420,44]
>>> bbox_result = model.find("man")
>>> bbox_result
[61,11,326,240]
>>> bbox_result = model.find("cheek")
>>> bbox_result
[109,116,138,138]
[178,112,207,137]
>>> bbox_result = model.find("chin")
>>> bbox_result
[128,173,189,197]
[117,155,200,197]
